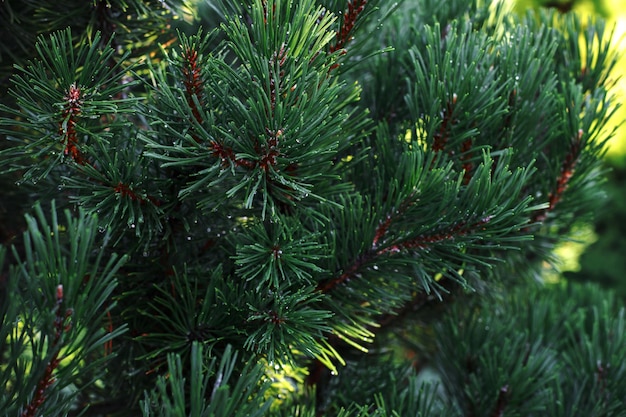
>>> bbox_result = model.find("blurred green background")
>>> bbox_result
[513,0,626,297]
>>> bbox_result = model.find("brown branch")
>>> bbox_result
[372,191,417,250]
[22,285,73,417]
[316,147,494,291]
[532,129,583,223]
[490,385,510,417]
[179,41,256,169]
[318,194,414,292]
[259,128,283,172]
[328,0,367,70]
[378,216,493,255]
[597,361,606,388]
[318,207,493,294]
[433,93,459,153]
[113,182,161,206]
[59,83,85,165]
[207,139,254,169]
[316,252,373,293]
[372,214,392,248]
[104,310,113,357]
[330,0,367,54]
[181,47,204,127]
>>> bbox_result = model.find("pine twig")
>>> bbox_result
[489,385,510,417]
[532,129,583,223]
[330,0,368,54]
[21,285,73,417]
[59,84,85,165]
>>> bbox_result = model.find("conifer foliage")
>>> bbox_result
[0,0,623,415]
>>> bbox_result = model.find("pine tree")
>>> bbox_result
[1,0,624,416]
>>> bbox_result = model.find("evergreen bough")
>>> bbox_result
[0,0,623,415]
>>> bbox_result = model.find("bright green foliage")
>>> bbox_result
[0,0,622,416]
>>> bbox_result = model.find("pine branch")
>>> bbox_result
[21,285,72,417]
[59,83,85,164]
[0,28,138,179]
[488,385,509,417]
[0,0,622,415]
[330,0,367,54]
[532,129,582,223]
[1,202,127,416]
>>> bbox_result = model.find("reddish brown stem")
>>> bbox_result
[59,84,85,165]
[328,0,367,71]
[104,310,113,356]
[379,217,492,255]
[433,93,458,152]
[490,385,510,417]
[58,85,160,206]
[317,252,372,293]
[532,129,583,223]
[597,361,607,402]
[209,139,256,169]
[330,0,367,54]
[113,182,160,206]
[372,215,392,248]
[318,211,492,293]
[181,47,204,127]
[21,285,72,417]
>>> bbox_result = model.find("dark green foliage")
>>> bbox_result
[0,29,139,180]
[141,343,273,417]
[433,282,626,416]
[0,0,622,416]
[301,282,626,416]
[0,0,192,85]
